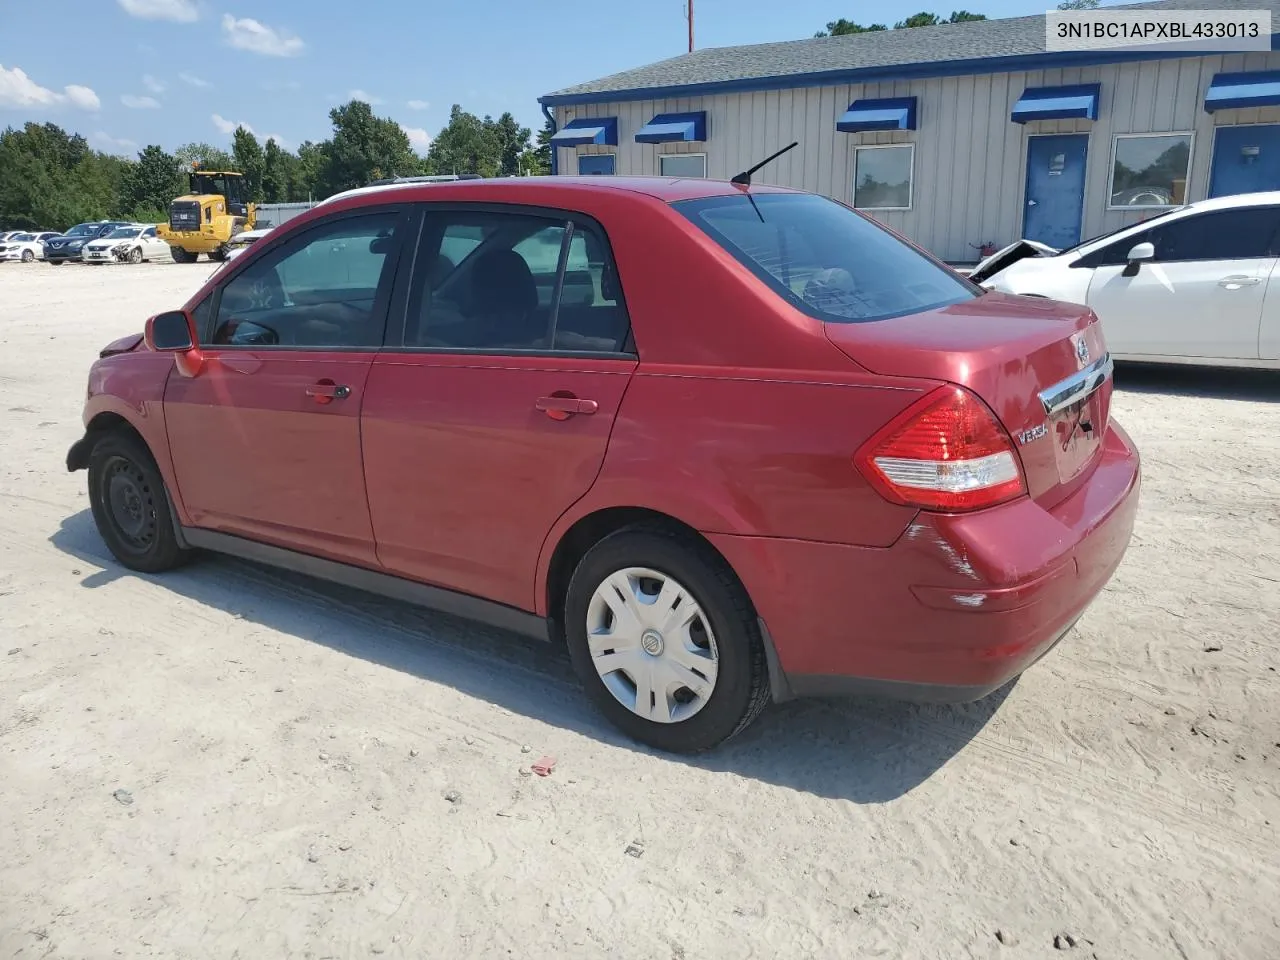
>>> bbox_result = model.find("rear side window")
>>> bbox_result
[403,208,631,354]
[676,193,974,323]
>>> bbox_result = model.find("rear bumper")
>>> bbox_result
[711,420,1141,702]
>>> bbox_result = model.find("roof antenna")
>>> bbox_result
[731,141,798,186]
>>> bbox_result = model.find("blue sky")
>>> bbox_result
[2,0,1055,156]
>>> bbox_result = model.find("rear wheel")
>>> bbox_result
[208,247,227,262]
[563,527,770,753]
[170,246,198,264]
[87,432,189,574]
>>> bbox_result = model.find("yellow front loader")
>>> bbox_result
[156,166,256,263]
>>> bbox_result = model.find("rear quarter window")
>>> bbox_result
[676,193,975,323]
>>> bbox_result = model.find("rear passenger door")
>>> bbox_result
[361,205,637,610]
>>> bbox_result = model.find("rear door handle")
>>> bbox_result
[1219,276,1261,289]
[535,395,599,418]
[306,381,351,404]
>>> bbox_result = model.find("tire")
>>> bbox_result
[127,247,142,264]
[563,527,770,753]
[48,260,63,266]
[170,246,198,264]
[208,248,227,262]
[21,249,33,263]
[87,432,189,574]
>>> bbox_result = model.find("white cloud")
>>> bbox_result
[179,71,211,88]
[91,131,138,155]
[221,14,304,57]
[117,0,198,21]
[0,65,99,110]
[406,99,429,111]
[142,74,166,94]
[404,126,431,152]
[348,89,383,105]
[122,94,161,109]
[64,85,101,110]
[211,113,289,149]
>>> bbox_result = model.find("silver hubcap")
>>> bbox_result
[586,567,719,724]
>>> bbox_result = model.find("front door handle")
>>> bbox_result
[306,380,351,404]
[1218,276,1261,289]
[535,395,599,420]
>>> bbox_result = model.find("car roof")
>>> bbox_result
[1181,190,1280,212]
[316,175,798,209]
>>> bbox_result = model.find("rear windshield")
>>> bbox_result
[676,193,975,323]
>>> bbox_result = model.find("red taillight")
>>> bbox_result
[855,385,1027,511]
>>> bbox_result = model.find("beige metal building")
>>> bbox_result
[540,0,1280,262]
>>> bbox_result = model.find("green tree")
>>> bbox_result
[818,10,984,34]
[262,138,297,203]
[293,140,328,201]
[524,118,554,176]
[119,144,182,217]
[174,141,234,171]
[815,18,887,36]
[426,104,505,178]
[232,126,266,203]
[319,100,422,194]
[493,112,532,177]
[0,122,127,230]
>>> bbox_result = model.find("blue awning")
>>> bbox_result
[635,111,707,143]
[1204,71,1280,112]
[550,117,618,147]
[1011,84,1100,123]
[836,97,917,133]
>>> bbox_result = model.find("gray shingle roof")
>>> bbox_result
[542,0,1278,102]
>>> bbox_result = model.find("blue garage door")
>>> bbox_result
[1209,125,1280,198]
[1023,134,1089,249]
[577,155,616,176]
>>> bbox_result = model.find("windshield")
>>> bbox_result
[1054,208,1182,256]
[66,223,100,237]
[677,193,975,323]
[106,227,142,240]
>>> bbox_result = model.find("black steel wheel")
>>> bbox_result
[87,432,189,573]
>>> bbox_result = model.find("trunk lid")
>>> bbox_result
[826,291,1111,507]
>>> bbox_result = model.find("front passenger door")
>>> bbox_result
[1085,207,1277,359]
[163,208,409,565]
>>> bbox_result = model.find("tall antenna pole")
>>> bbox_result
[687,0,694,52]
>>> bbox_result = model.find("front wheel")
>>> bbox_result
[21,249,33,263]
[127,247,143,264]
[87,432,189,574]
[170,246,198,264]
[47,260,63,266]
[563,528,770,753]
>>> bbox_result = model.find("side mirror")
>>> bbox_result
[1122,241,1155,277]
[1127,241,1155,263]
[145,310,196,351]
[144,309,204,377]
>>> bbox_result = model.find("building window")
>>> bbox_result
[853,145,913,210]
[659,154,707,178]
[1109,134,1192,208]
[578,154,616,176]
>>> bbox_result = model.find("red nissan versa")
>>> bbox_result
[67,175,1140,753]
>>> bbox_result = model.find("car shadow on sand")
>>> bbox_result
[1115,362,1280,402]
[51,509,1010,804]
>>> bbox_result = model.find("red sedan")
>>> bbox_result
[67,175,1140,753]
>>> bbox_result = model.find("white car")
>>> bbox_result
[82,224,170,265]
[0,231,61,262]
[224,226,274,262]
[971,191,1280,370]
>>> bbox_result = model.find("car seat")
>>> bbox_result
[469,249,542,347]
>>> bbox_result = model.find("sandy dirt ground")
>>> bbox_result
[1,261,1278,960]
